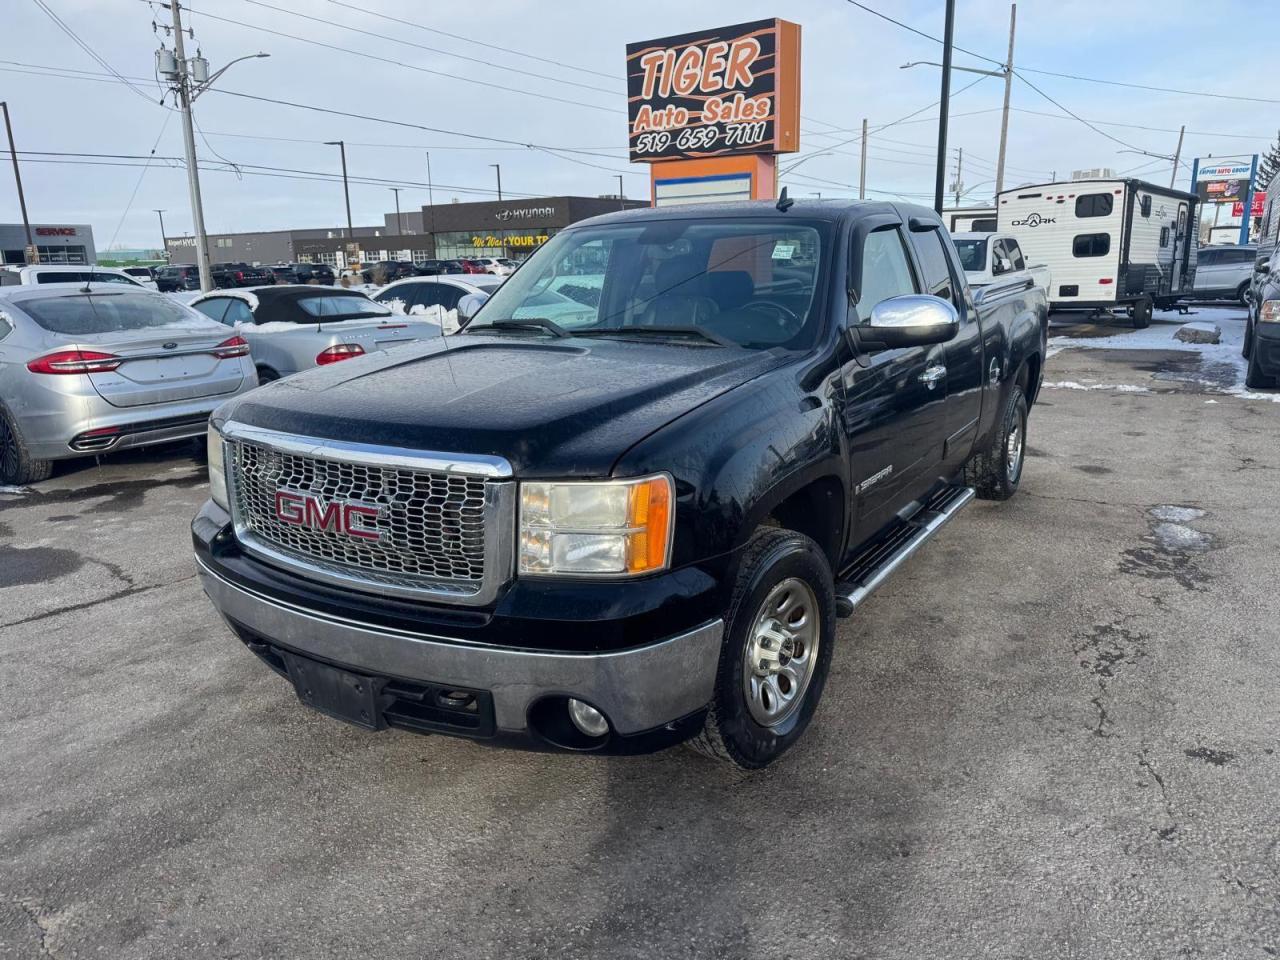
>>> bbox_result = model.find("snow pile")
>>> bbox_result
[1048,307,1280,403]
[1042,381,1150,394]
[1174,321,1221,344]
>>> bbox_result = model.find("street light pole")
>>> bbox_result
[490,163,503,202]
[389,187,403,234]
[154,209,167,259]
[616,174,625,210]
[1170,125,1185,189]
[425,152,437,258]
[934,0,957,214]
[1,101,35,263]
[324,140,353,236]
[994,3,1016,197]
[859,117,868,199]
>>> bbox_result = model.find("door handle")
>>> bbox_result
[919,364,946,389]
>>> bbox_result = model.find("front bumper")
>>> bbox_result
[194,503,725,753]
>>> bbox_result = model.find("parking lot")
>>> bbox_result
[1,306,1278,959]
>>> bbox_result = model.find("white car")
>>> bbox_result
[951,232,1051,293]
[0,265,147,288]
[121,266,160,290]
[373,274,505,333]
[471,257,516,277]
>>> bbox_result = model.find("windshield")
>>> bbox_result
[466,219,826,349]
[295,294,392,320]
[953,238,987,272]
[19,292,203,334]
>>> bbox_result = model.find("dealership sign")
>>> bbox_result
[625,18,800,163]
[34,226,77,237]
[1195,158,1256,205]
[1232,193,1266,218]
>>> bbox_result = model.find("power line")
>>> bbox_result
[182,5,621,115]
[841,0,1004,68]
[238,0,620,97]
[30,0,159,104]
[105,113,172,250]
[1012,70,1158,155]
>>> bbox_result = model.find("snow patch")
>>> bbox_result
[1150,505,1205,523]
[1151,522,1212,553]
[0,485,29,495]
[1042,380,1151,394]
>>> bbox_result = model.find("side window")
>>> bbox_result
[1073,234,1112,258]
[971,218,997,232]
[425,284,464,310]
[1007,241,1026,271]
[1159,227,1170,248]
[1140,195,1152,218]
[1075,193,1114,218]
[990,240,1009,274]
[0,310,12,340]
[855,227,918,322]
[193,298,230,323]
[1197,249,1219,267]
[223,299,255,325]
[910,229,959,303]
[37,271,89,284]
[377,282,421,310]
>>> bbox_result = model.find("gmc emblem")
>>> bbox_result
[274,489,382,542]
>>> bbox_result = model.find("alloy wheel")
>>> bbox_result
[1006,416,1025,484]
[743,577,820,728]
[0,416,18,484]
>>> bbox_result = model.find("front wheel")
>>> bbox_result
[687,529,835,769]
[965,388,1028,501]
[1238,282,1251,308]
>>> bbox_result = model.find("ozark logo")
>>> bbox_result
[1011,212,1055,228]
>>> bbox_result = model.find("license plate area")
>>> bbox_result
[282,651,383,729]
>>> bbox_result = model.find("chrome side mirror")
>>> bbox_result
[457,292,489,323]
[860,295,960,350]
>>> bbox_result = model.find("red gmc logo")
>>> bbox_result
[274,489,382,541]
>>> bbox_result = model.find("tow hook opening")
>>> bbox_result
[528,696,612,751]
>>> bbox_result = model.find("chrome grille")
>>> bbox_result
[226,434,502,599]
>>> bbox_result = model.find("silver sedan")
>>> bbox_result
[0,284,257,485]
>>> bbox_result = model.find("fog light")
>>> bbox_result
[567,698,609,738]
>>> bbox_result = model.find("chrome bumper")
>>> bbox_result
[195,557,723,736]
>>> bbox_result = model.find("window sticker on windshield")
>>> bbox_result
[772,242,797,260]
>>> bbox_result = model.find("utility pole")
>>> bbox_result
[154,209,167,259]
[425,152,437,257]
[616,174,625,210]
[490,163,503,202]
[934,0,956,214]
[324,140,353,236]
[952,147,964,208]
[389,187,403,234]
[1169,125,1185,189]
[859,117,868,200]
[157,3,267,291]
[1,101,35,263]
[994,3,1016,197]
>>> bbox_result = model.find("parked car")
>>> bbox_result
[0,284,256,484]
[210,262,273,289]
[1187,244,1255,306]
[470,257,515,277]
[0,265,146,287]
[193,198,1047,768]
[1243,254,1280,389]
[952,232,1051,292]
[412,259,464,276]
[373,274,505,333]
[359,261,417,285]
[121,266,160,290]
[456,258,489,275]
[291,262,336,285]
[189,285,440,383]
[266,264,299,284]
[155,264,201,292]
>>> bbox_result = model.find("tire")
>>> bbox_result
[1245,343,1276,389]
[687,528,836,769]
[1237,282,1251,308]
[1131,296,1152,329]
[0,406,52,486]
[965,387,1028,501]
[255,366,280,384]
[1243,320,1253,359]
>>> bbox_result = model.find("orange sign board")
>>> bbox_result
[626,18,800,163]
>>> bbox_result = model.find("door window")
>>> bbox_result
[223,299,255,325]
[855,227,919,322]
[424,284,464,310]
[192,297,231,323]
[1006,241,1026,271]
[909,229,959,303]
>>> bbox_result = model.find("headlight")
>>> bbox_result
[207,424,228,510]
[1260,299,1280,323]
[519,474,673,577]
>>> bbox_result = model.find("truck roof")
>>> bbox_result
[570,197,932,229]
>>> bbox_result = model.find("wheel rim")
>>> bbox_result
[1006,416,1024,484]
[0,416,18,483]
[743,577,820,728]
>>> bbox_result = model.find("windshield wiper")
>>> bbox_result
[577,325,733,347]
[470,318,570,338]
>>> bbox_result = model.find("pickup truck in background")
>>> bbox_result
[193,199,1048,769]
[952,232,1051,294]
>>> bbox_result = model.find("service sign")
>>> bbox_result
[625,18,800,163]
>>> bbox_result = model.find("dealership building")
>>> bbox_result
[163,195,646,267]
[1,223,97,266]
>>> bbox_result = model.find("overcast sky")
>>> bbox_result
[0,0,1270,249]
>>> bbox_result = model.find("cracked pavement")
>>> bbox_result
[1,309,1279,959]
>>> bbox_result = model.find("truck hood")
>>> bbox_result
[218,333,789,476]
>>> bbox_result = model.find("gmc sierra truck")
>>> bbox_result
[193,199,1048,769]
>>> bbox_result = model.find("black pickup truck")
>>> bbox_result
[194,199,1047,768]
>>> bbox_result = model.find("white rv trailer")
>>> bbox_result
[997,178,1198,326]
[945,206,997,233]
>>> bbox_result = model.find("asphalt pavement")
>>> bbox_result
[2,306,1278,959]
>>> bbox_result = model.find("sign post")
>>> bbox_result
[625,19,801,206]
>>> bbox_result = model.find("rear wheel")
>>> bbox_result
[0,407,52,486]
[1237,282,1251,308]
[687,529,835,769]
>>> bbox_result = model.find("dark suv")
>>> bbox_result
[360,261,417,284]
[1245,257,1280,388]
[413,260,464,276]
[211,262,273,288]
[155,264,201,291]
[292,262,335,285]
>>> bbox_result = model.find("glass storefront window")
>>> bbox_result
[432,228,557,262]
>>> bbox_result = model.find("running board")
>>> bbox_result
[833,485,975,618]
